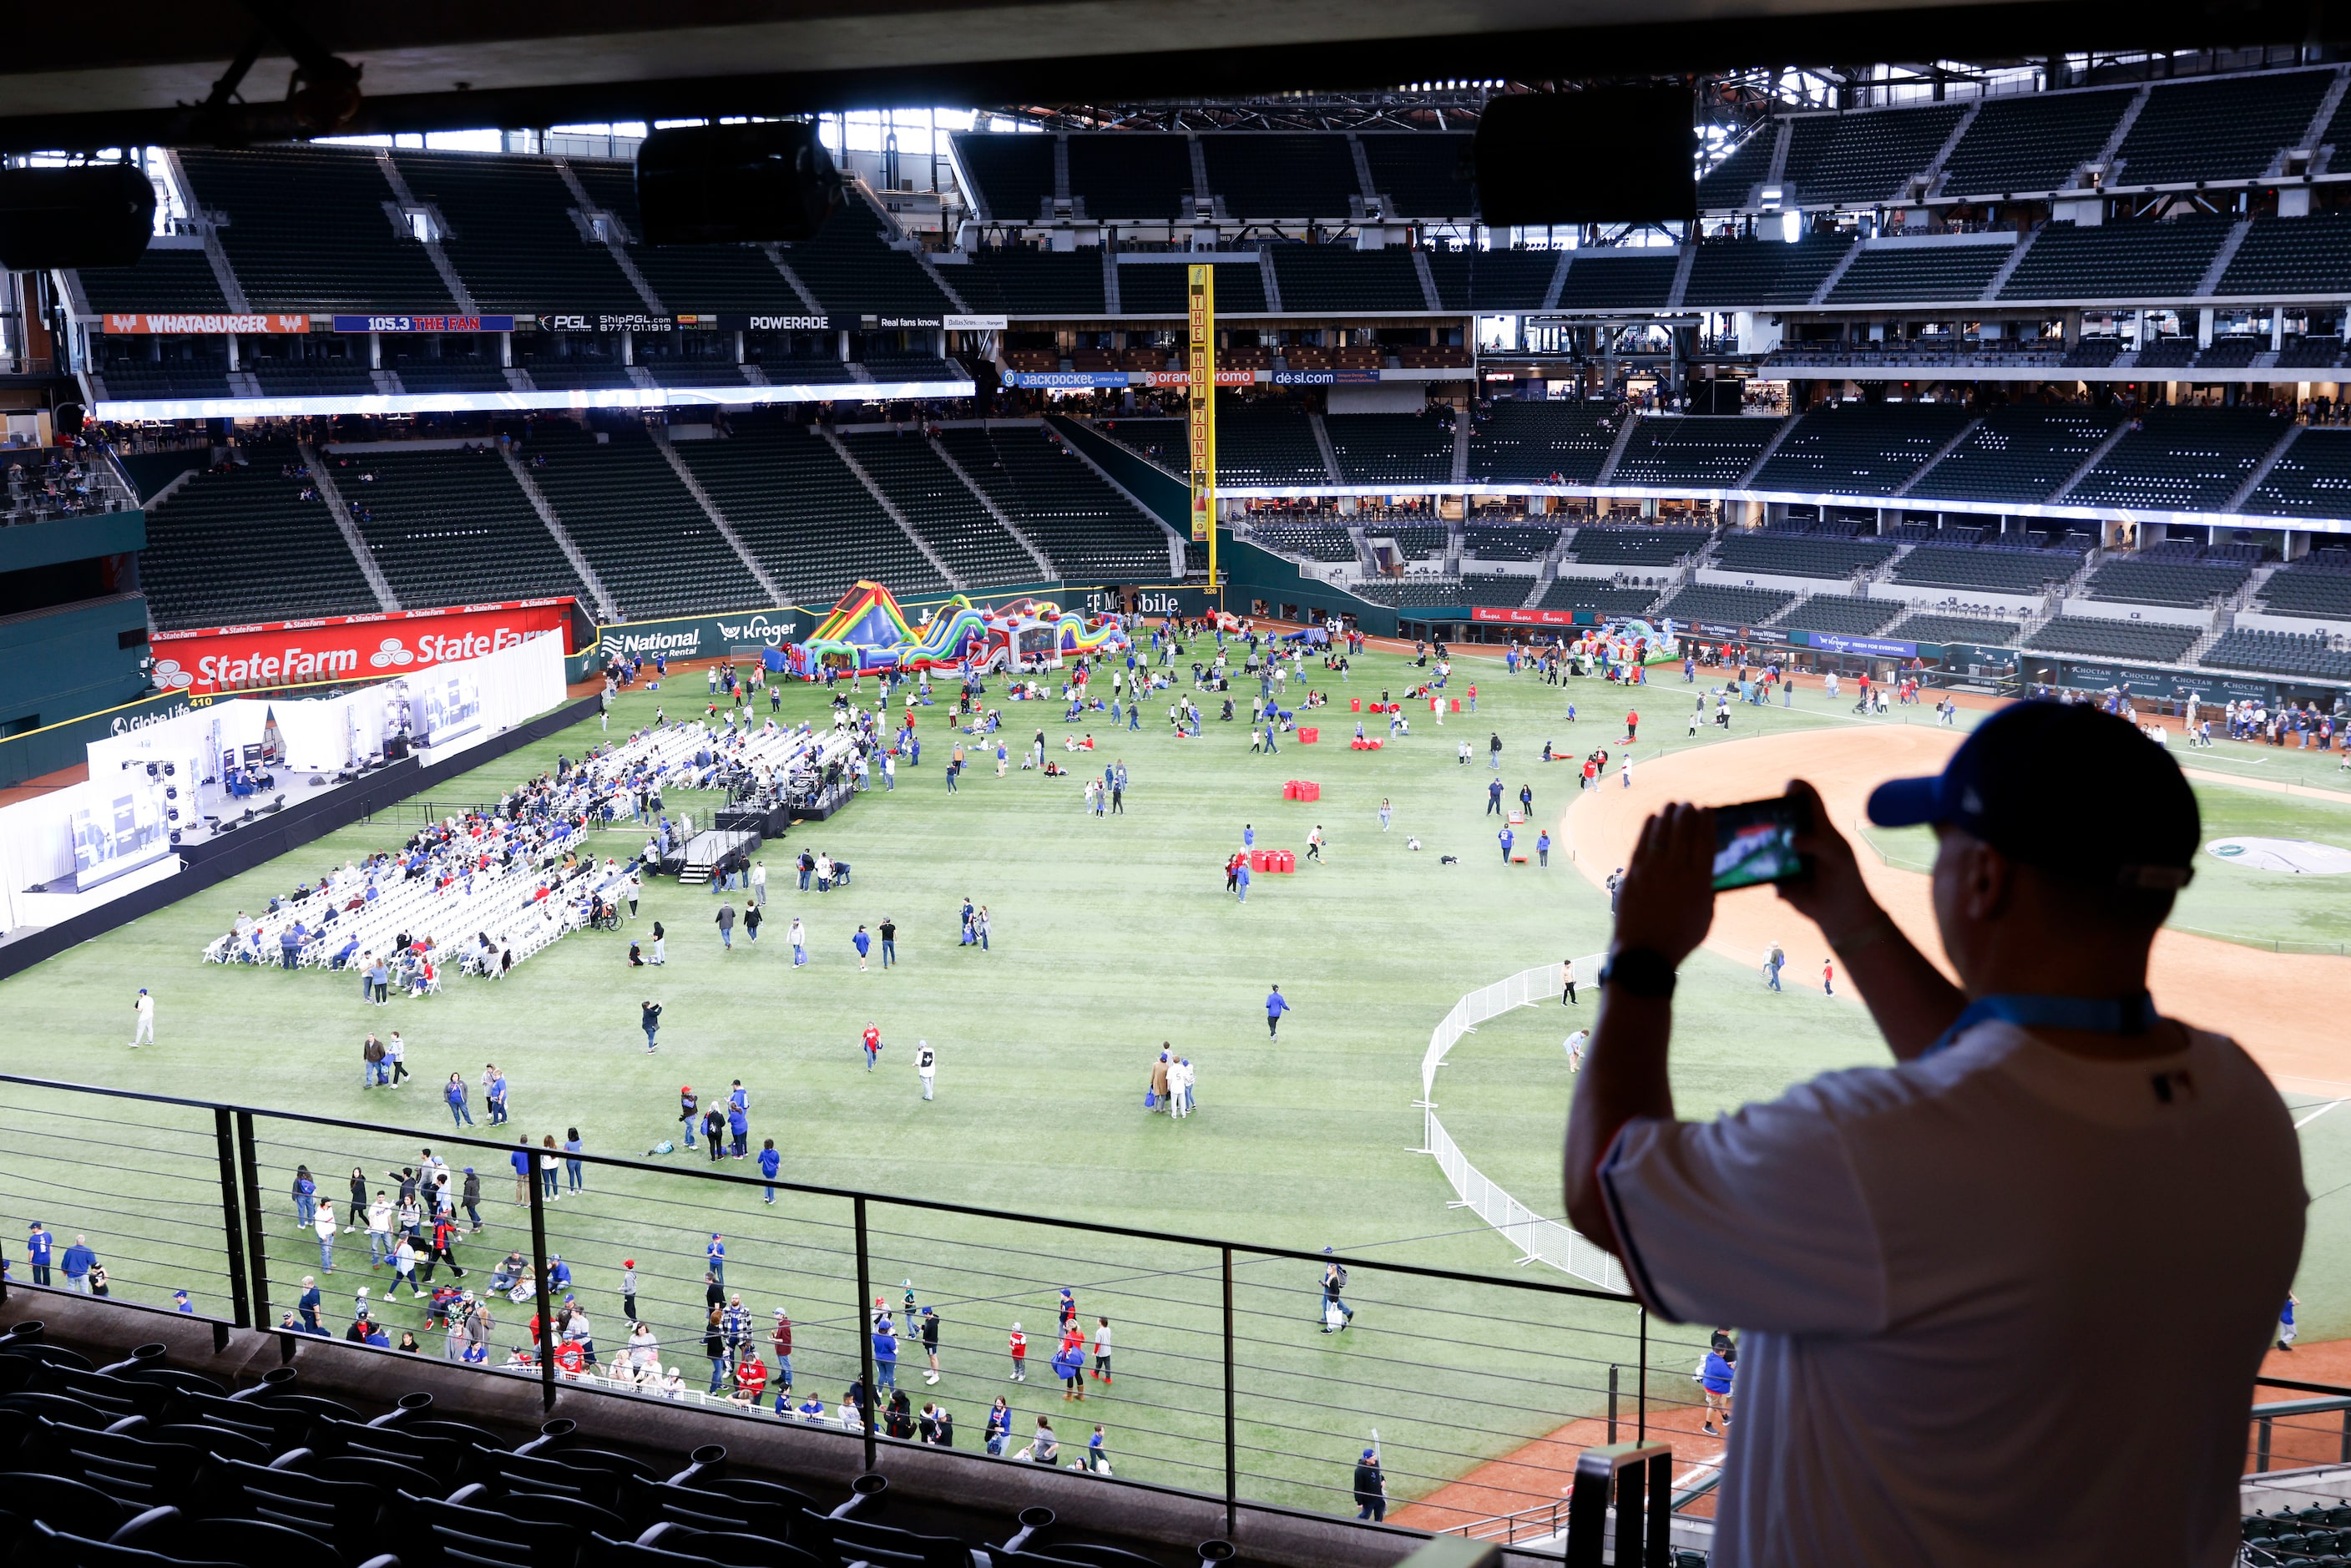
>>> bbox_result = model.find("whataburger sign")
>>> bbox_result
[103,314,311,334]
[149,599,573,693]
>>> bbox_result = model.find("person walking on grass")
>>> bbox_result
[789,917,808,968]
[758,1139,779,1204]
[445,1074,474,1128]
[1266,984,1290,1039]
[854,925,872,971]
[130,987,154,1048]
[1379,797,1392,832]
[1354,1450,1387,1522]
[862,1023,884,1072]
[880,917,897,969]
[313,1201,337,1274]
[922,1305,942,1384]
[641,999,662,1054]
[510,1138,531,1205]
[1009,1323,1028,1382]
[917,1040,937,1101]
[715,901,736,951]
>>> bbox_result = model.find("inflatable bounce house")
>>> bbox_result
[771,581,1130,677]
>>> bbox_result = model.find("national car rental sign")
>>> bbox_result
[149,600,573,694]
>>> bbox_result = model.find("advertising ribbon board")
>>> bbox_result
[102,314,310,334]
[331,315,516,333]
[149,599,573,694]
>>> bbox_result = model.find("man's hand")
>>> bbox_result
[1772,779,1884,943]
[1612,802,1717,964]
[1769,777,1965,1059]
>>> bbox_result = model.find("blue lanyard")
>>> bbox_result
[1924,991,2159,1057]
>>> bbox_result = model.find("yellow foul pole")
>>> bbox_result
[1188,262,1217,594]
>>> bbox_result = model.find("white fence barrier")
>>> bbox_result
[1420,959,1630,1295]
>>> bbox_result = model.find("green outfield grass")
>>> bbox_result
[1863,769,2351,955]
[0,653,2340,1510]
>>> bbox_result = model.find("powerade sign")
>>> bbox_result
[333,315,515,333]
[1807,632,1918,659]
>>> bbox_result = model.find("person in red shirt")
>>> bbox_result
[734,1349,768,1407]
[862,1025,882,1072]
[1624,709,1639,743]
[771,1310,793,1394]
[1009,1323,1029,1382]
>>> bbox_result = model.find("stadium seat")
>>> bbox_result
[139,440,380,631]
[1611,417,1781,488]
[523,424,765,619]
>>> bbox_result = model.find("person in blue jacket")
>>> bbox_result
[707,1234,726,1284]
[508,1140,532,1206]
[1265,985,1290,1039]
[26,1223,52,1286]
[61,1235,96,1294]
[291,1166,317,1229]
[1701,1343,1737,1436]
[872,1318,900,1393]
[758,1139,781,1205]
[727,1103,749,1158]
[1050,1337,1085,1400]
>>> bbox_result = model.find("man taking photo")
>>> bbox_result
[1564,701,2303,1566]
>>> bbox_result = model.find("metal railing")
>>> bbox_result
[1419,961,1630,1295]
[0,1072,1691,1533]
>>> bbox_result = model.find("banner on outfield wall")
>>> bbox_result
[149,599,574,693]
[1691,622,1789,646]
[593,605,810,665]
[103,314,310,334]
[1470,607,1596,627]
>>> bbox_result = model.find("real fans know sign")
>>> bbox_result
[149,600,573,694]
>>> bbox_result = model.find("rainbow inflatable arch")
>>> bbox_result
[771,580,1130,677]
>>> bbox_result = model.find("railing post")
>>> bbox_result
[1636,1308,1647,1443]
[527,1160,557,1413]
[2257,1414,2273,1473]
[2342,1405,2349,1466]
[213,1107,251,1328]
[1608,1363,1619,1444]
[234,1110,270,1328]
[1222,1245,1238,1539]
[855,1195,877,1471]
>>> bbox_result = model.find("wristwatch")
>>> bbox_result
[1598,946,1677,999]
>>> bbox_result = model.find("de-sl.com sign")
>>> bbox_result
[149,599,574,694]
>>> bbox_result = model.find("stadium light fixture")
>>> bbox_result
[1782,210,1801,243]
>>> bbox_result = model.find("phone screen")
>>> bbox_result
[1712,798,1806,892]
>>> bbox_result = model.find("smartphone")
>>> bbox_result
[1711,797,1808,892]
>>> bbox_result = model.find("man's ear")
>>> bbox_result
[1957,837,2018,923]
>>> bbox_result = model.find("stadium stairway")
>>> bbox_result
[650,432,791,607]
[822,432,964,589]
[503,448,623,622]
[298,443,402,613]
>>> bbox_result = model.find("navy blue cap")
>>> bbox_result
[1868,701,2197,889]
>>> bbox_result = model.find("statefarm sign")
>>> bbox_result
[149,599,573,693]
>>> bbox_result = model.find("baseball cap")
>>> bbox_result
[1867,701,2197,890]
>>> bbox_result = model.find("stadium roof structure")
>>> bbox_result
[3,0,2339,155]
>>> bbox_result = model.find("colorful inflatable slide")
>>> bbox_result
[771,581,1130,677]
